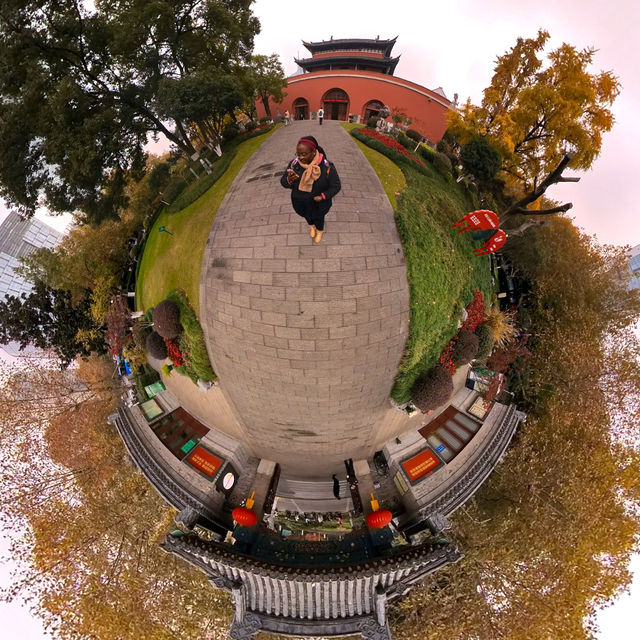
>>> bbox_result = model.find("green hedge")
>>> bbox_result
[166,149,238,213]
[351,129,430,176]
[164,290,217,382]
[134,366,161,400]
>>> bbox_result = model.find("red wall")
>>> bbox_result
[256,70,451,143]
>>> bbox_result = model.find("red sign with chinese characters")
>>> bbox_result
[186,446,223,478]
[402,448,442,483]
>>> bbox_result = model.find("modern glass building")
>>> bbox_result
[0,212,63,357]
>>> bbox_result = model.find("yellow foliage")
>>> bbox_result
[447,29,620,189]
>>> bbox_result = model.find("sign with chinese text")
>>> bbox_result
[140,398,163,422]
[144,381,166,398]
[401,447,443,484]
[185,445,224,480]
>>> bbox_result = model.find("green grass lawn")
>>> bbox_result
[136,127,279,313]
[391,164,493,402]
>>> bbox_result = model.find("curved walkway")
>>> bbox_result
[200,121,410,476]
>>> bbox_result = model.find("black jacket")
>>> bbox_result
[280,154,341,215]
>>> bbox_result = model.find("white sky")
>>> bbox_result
[1,1,639,637]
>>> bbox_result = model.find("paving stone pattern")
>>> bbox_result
[200,121,410,476]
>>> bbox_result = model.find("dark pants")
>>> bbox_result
[319,117,323,125]
[292,198,329,231]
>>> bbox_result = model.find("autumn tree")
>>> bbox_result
[0,0,260,222]
[0,356,233,639]
[390,221,640,640]
[16,218,138,301]
[447,30,619,191]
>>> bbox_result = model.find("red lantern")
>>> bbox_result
[232,506,258,527]
[366,509,393,529]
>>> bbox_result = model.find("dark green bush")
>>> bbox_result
[162,177,188,204]
[134,366,161,399]
[222,122,240,144]
[146,331,167,359]
[153,300,182,339]
[433,152,453,176]
[460,137,501,182]
[367,116,380,128]
[475,323,494,362]
[451,329,480,365]
[148,162,171,195]
[418,145,436,163]
[406,129,423,142]
[245,120,257,132]
[166,148,238,213]
[259,116,271,124]
[412,365,454,411]
[396,131,413,150]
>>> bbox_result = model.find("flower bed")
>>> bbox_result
[439,289,486,374]
[358,129,426,167]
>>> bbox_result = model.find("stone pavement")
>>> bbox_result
[200,120,410,476]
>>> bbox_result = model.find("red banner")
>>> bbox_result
[186,446,223,478]
[402,448,442,483]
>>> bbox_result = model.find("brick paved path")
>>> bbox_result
[200,121,409,476]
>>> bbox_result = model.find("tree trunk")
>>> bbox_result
[261,93,271,119]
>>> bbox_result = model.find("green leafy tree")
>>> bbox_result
[0,280,105,366]
[460,136,501,182]
[244,53,287,118]
[0,0,259,222]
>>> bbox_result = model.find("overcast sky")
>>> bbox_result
[1,1,639,637]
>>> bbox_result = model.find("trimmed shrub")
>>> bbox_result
[146,331,168,359]
[418,145,436,163]
[433,152,452,176]
[245,120,257,132]
[351,129,430,176]
[165,290,216,382]
[259,116,271,124]
[451,329,480,365]
[412,365,454,412]
[406,129,422,142]
[396,131,413,150]
[153,299,182,339]
[475,323,495,362]
[460,136,501,182]
[367,116,380,128]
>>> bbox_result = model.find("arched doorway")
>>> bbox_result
[363,99,384,122]
[292,98,309,120]
[322,88,349,121]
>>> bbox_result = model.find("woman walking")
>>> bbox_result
[280,136,341,243]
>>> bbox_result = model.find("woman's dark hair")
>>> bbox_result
[298,135,327,158]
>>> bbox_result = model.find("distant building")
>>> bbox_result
[628,244,640,291]
[0,212,63,358]
[256,37,453,144]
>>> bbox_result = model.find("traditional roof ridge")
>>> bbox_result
[302,36,398,57]
[163,532,460,578]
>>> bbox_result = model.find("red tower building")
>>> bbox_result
[256,37,453,144]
